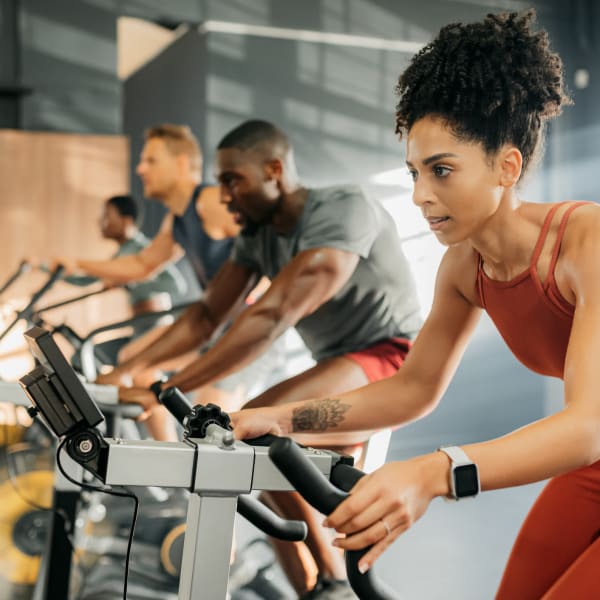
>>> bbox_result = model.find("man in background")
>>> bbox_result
[60,193,187,328]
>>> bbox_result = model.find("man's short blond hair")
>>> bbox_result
[144,124,202,174]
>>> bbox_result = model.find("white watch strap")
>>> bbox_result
[438,446,472,466]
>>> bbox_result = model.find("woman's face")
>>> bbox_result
[406,115,505,246]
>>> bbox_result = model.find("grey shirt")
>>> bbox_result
[64,232,187,305]
[231,185,422,361]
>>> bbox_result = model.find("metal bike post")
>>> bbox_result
[178,494,238,600]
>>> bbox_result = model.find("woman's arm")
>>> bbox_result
[231,245,482,437]
[326,212,600,573]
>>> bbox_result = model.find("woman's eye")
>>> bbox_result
[408,170,418,181]
[433,165,451,177]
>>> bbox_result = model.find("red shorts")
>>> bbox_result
[344,337,412,383]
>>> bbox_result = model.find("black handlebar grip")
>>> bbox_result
[244,433,281,447]
[330,462,366,492]
[269,437,347,514]
[48,264,65,280]
[344,549,397,600]
[268,437,398,600]
[27,265,65,308]
[237,495,307,542]
[158,387,194,425]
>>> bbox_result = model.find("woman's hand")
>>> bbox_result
[230,407,283,439]
[323,452,450,573]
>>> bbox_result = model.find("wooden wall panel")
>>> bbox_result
[0,130,131,378]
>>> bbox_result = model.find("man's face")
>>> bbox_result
[99,203,127,240]
[215,147,281,232]
[135,138,179,201]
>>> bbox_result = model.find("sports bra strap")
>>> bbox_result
[548,201,590,272]
[529,202,566,268]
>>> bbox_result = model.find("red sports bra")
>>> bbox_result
[475,202,589,379]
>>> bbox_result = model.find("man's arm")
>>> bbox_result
[166,247,360,392]
[110,259,258,379]
[63,215,181,283]
[230,246,482,437]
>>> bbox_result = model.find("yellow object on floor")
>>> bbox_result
[0,470,53,585]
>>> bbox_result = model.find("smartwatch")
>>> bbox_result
[437,446,480,500]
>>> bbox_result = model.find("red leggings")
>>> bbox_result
[496,460,600,599]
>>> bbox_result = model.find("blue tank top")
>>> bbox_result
[172,185,234,287]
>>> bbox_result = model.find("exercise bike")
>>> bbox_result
[18,326,397,599]
[0,264,285,599]
[0,264,185,599]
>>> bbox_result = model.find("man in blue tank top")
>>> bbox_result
[108,120,422,598]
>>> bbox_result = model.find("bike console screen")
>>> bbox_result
[19,326,104,437]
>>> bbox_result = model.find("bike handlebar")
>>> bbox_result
[237,495,307,541]
[0,265,64,344]
[158,386,194,425]
[157,387,307,543]
[268,437,398,600]
[0,260,31,295]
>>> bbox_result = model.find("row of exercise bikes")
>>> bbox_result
[0,261,397,600]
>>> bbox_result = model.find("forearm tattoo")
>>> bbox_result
[291,398,351,432]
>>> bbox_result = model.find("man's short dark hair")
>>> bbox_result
[217,120,290,154]
[106,195,138,221]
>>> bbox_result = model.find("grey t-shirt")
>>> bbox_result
[64,232,187,305]
[231,185,422,361]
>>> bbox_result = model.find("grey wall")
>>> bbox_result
[1,0,591,443]
[541,1,600,202]
[17,0,120,132]
[0,0,24,127]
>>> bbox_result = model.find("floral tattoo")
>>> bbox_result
[291,398,351,432]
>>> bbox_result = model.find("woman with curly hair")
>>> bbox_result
[232,10,600,597]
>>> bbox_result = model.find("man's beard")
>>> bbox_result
[240,195,284,237]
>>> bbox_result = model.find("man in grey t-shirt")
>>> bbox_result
[231,183,421,362]
[117,120,421,599]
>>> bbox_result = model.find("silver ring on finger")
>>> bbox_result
[380,518,392,537]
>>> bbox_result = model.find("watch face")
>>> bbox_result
[454,464,479,497]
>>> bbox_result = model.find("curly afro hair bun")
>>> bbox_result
[395,10,572,173]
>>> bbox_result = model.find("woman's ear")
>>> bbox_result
[499,146,523,187]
